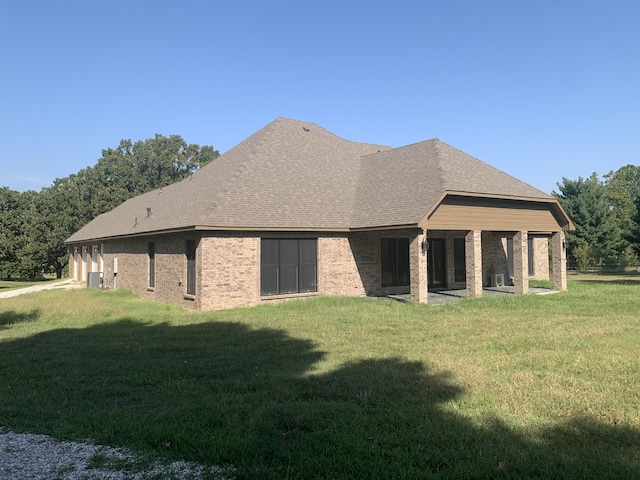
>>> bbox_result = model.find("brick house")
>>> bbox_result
[65,118,573,310]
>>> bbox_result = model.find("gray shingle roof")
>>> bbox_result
[66,118,555,243]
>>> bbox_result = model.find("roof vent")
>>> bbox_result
[147,207,152,217]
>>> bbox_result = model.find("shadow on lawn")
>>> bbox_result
[1,319,638,479]
[0,309,40,329]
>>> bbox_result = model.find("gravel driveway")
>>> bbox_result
[0,429,231,479]
[0,279,84,299]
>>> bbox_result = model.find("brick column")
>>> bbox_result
[513,231,529,294]
[552,231,567,291]
[410,230,428,304]
[68,247,76,280]
[465,230,483,298]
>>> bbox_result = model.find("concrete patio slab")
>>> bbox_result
[387,286,557,305]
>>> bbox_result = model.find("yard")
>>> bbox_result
[1,275,639,479]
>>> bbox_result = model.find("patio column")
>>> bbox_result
[81,246,87,282]
[410,230,428,304]
[68,247,75,280]
[513,231,529,294]
[465,230,483,298]
[552,231,567,291]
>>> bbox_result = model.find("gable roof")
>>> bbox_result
[66,118,567,244]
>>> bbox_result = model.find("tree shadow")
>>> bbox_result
[0,309,40,329]
[0,319,638,479]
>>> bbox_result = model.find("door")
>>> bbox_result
[428,239,446,289]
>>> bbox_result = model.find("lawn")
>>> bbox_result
[1,278,639,479]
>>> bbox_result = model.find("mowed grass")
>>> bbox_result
[1,278,639,479]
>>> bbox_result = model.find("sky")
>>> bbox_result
[1,0,638,195]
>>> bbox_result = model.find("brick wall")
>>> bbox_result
[68,227,554,311]
[317,236,366,297]
[200,234,261,310]
[530,236,550,280]
[482,232,509,286]
[101,233,203,310]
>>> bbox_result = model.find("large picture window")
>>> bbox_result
[381,238,410,287]
[186,239,196,295]
[261,239,317,295]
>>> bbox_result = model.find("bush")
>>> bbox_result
[620,245,639,269]
[572,244,593,272]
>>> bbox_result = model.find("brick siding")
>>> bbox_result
[67,227,557,311]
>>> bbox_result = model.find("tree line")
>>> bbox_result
[554,165,640,271]
[0,134,219,279]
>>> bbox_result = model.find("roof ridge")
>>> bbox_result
[431,139,447,192]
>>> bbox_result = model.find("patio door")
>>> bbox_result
[428,239,446,289]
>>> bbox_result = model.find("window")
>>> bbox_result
[381,238,410,287]
[148,242,155,288]
[186,239,196,295]
[528,236,535,276]
[454,238,466,283]
[260,239,317,295]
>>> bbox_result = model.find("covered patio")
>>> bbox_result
[405,194,572,306]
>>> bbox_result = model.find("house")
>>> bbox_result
[65,118,573,310]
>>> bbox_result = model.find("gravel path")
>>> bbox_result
[0,279,84,299]
[0,429,232,480]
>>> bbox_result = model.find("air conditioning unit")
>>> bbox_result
[87,272,103,289]
[491,273,505,287]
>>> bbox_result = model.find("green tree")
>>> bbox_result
[0,188,41,279]
[632,195,640,257]
[23,177,90,278]
[603,164,640,251]
[554,173,623,268]
[81,135,219,217]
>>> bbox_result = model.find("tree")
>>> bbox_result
[554,173,623,268]
[24,177,89,278]
[0,188,40,279]
[82,135,219,217]
[632,195,640,259]
[603,165,640,249]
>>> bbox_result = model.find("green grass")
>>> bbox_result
[1,279,639,479]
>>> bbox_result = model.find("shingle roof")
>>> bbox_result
[351,139,551,228]
[66,118,556,243]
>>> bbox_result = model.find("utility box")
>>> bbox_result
[491,273,505,287]
[87,272,103,289]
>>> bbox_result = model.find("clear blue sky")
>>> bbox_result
[1,1,638,195]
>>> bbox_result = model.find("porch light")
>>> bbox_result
[421,239,429,255]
